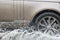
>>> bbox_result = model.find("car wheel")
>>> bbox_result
[35,12,60,36]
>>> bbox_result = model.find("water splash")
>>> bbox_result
[1,26,60,40]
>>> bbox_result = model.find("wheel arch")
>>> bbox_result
[30,9,60,26]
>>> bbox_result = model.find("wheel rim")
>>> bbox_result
[37,16,60,36]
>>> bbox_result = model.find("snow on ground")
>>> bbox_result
[0,29,60,40]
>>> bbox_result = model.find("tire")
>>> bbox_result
[35,11,60,36]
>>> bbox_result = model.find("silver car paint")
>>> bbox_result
[0,0,60,24]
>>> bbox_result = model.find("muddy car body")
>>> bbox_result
[0,0,60,35]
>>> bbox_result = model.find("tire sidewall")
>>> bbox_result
[35,12,60,30]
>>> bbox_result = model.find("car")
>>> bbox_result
[0,0,60,36]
